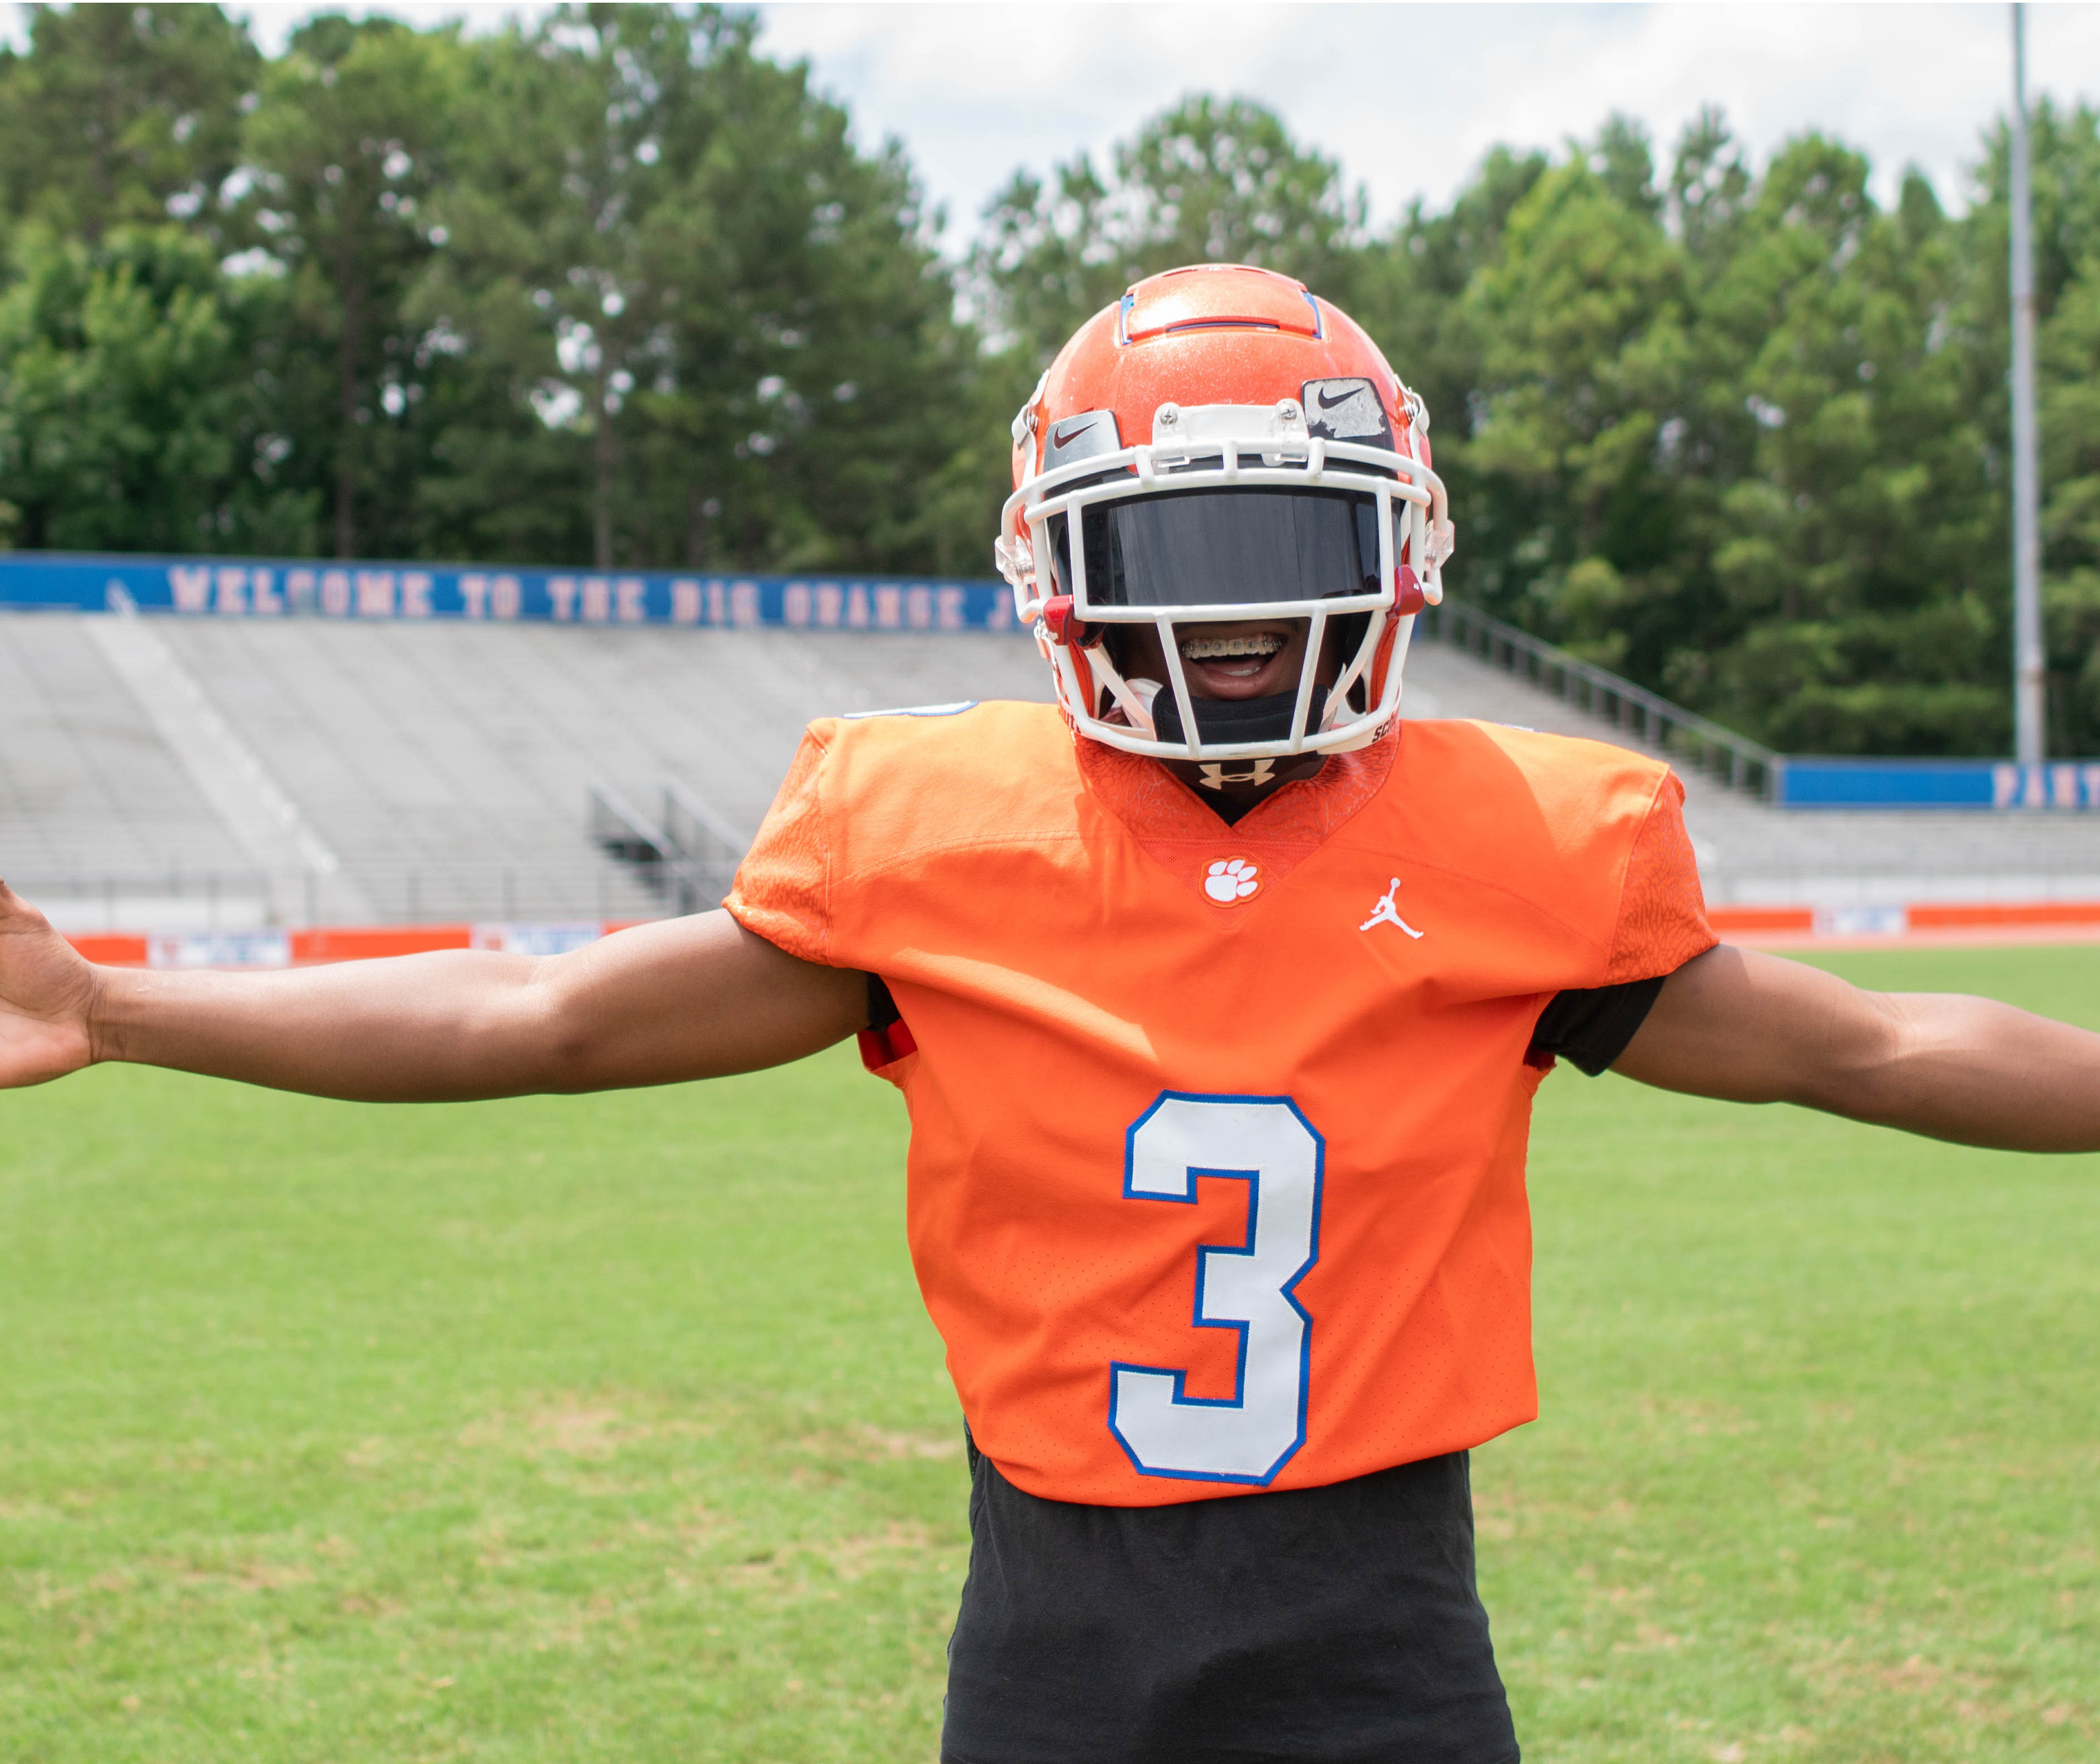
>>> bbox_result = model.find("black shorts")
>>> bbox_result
[941,1439,1521,1764]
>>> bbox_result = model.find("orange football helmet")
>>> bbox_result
[995,263,1453,764]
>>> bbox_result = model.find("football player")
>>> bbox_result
[4,263,2099,1763]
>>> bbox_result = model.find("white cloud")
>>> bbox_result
[756,1,2100,243]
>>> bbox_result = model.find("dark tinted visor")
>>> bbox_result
[1049,488,1382,608]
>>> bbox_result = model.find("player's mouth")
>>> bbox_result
[1175,624,1298,700]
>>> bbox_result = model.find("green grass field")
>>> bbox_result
[2,945,2095,1762]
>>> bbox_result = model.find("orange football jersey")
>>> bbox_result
[725,701,1713,1506]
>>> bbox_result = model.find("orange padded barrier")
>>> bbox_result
[65,933,151,966]
[1706,906,1815,934]
[1907,900,2100,930]
[289,925,474,962]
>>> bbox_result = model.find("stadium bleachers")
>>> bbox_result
[0,614,284,927]
[9,607,2100,929]
[3,612,1049,927]
[0,615,229,876]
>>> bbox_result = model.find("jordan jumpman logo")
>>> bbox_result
[1358,878,1425,938]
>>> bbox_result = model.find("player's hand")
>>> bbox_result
[0,880,99,1088]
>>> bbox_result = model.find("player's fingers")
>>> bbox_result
[0,877,48,927]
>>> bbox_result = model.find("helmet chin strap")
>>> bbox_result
[1196,759,1277,791]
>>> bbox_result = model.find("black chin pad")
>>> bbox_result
[1150,684,1329,745]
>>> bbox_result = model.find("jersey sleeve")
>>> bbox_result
[1601,769,1717,985]
[722,726,835,966]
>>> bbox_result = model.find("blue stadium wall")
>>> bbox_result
[1777,758,2100,811]
[0,550,1017,632]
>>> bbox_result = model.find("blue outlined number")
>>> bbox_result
[1108,1093,1324,1485]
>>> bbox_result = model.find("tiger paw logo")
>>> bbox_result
[1204,857,1261,904]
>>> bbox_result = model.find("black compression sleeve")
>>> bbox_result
[1528,974,1668,1076]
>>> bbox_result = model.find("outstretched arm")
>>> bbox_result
[1615,942,2100,1152]
[0,881,867,1101]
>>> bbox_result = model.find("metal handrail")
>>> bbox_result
[1415,599,1783,798]
[659,781,745,903]
[587,784,676,862]
[661,781,747,863]
[587,784,716,914]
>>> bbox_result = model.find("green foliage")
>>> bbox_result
[3,949,2097,1759]
[418,6,970,573]
[2029,114,2100,751]
[0,225,316,553]
[1679,138,2001,753]
[0,4,257,241]
[0,3,971,573]
[1384,118,2015,755]
[235,13,456,560]
[1317,102,2100,758]
[970,93,1368,372]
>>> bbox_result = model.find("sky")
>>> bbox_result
[16,2,2100,246]
[753,2,2100,237]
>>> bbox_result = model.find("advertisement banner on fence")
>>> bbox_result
[0,550,1018,633]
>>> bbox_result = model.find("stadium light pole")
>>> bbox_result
[2009,3,2044,767]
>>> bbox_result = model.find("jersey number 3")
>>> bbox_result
[1109,1093,1325,1485]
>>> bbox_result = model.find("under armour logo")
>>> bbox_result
[1197,758,1275,792]
[1359,878,1424,938]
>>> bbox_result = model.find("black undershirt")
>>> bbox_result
[1527,972,1668,1075]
